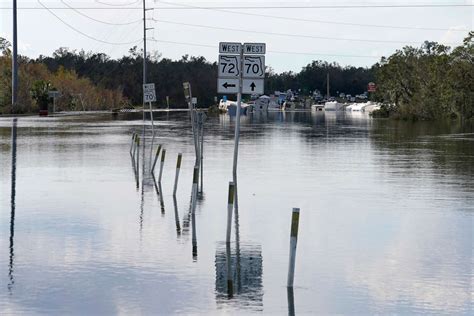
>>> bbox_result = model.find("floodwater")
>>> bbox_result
[0,111,473,315]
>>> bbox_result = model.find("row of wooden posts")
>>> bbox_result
[129,102,300,290]
[129,132,187,197]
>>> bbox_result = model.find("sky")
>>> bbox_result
[0,0,473,73]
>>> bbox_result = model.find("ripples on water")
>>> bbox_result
[0,112,472,314]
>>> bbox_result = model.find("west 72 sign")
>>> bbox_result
[217,42,266,94]
[218,55,265,79]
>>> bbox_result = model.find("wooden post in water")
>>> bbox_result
[173,153,182,196]
[199,114,204,193]
[190,166,199,214]
[133,135,138,160]
[158,149,166,183]
[287,208,300,287]
[151,144,162,174]
[130,133,136,156]
[226,182,235,244]
[191,165,199,260]
[135,137,140,175]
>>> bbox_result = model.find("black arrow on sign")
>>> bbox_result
[250,82,256,91]
[223,82,236,89]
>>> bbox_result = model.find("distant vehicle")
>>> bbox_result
[345,94,351,99]
[350,97,356,102]
[339,93,345,98]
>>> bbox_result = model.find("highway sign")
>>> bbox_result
[219,42,241,54]
[242,79,264,94]
[143,83,156,102]
[368,82,376,92]
[218,78,239,94]
[48,90,60,98]
[183,82,192,101]
[219,55,241,78]
[243,43,266,54]
[243,55,265,78]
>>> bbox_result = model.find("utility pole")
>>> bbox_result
[142,0,147,133]
[12,0,18,111]
[142,1,154,152]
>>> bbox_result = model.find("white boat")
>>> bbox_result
[350,102,370,112]
[219,99,249,115]
[362,102,381,113]
[345,103,358,111]
[324,101,344,111]
[249,95,270,112]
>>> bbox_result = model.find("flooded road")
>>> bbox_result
[1,112,473,314]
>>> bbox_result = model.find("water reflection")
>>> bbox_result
[287,287,295,316]
[191,210,197,261]
[215,242,263,310]
[215,184,263,311]
[8,118,18,293]
[172,196,181,237]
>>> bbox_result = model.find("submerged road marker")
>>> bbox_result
[158,149,166,183]
[226,182,235,244]
[151,144,162,174]
[287,207,300,287]
[173,153,182,196]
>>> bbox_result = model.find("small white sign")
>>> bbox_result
[48,90,60,98]
[143,83,156,102]
[219,42,241,54]
[243,43,266,54]
[242,79,264,94]
[243,55,265,79]
[192,97,197,105]
[218,55,241,78]
[218,78,239,94]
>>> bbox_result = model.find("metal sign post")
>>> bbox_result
[183,82,199,162]
[48,90,61,113]
[143,83,157,172]
[217,42,266,179]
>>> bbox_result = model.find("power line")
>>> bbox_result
[37,0,142,45]
[140,4,474,9]
[149,38,382,59]
[95,0,140,7]
[61,0,143,26]
[3,4,474,10]
[156,1,469,32]
[152,19,460,45]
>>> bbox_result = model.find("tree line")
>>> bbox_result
[1,32,472,121]
[373,32,473,121]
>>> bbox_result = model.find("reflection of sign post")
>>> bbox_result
[143,83,156,103]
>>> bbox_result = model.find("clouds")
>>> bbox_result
[439,25,471,47]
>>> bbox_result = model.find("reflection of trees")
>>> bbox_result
[370,120,474,180]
